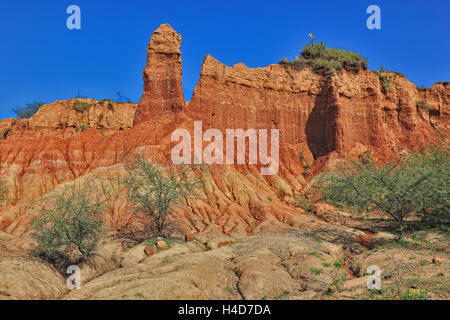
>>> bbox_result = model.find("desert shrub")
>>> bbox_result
[280,40,368,75]
[293,194,313,212]
[413,146,450,228]
[298,152,305,162]
[417,100,431,111]
[0,180,8,206]
[73,100,95,111]
[377,66,393,93]
[122,155,202,238]
[79,124,90,131]
[317,144,449,239]
[12,102,44,119]
[115,91,133,103]
[326,259,346,294]
[31,181,105,270]
[303,162,312,177]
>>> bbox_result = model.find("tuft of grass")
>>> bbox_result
[276,291,289,300]
[226,286,235,295]
[376,67,393,93]
[417,100,431,111]
[400,288,427,300]
[293,194,313,212]
[420,259,431,266]
[308,251,320,258]
[298,152,305,162]
[79,124,90,131]
[73,100,95,112]
[310,267,321,275]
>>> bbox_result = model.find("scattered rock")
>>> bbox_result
[138,258,146,264]
[432,257,442,264]
[185,234,194,242]
[156,240,168,249]
[144,246,157,256]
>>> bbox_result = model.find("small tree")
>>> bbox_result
[12,102,45,119]
[0,180,8,207]
[31,180,105,270]
[116,91,133,103]
[122,155,202,238]
[318,145,449,239]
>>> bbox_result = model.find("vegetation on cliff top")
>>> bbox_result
[280,39,368,75]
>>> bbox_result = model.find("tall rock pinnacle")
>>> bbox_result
[134,24,186,124]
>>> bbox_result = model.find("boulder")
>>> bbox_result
[156,240,168,249]
[144,246,157,256]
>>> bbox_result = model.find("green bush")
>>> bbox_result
[317,144,449,239]
[293,194,313,212]
[31,180,105,270]
[12,102,45,119]
[122,155,203,238]
[0,180,8,206]
[280,41,368,75]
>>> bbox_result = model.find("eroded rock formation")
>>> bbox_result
[134,24,186,124]
[0,24,448,238]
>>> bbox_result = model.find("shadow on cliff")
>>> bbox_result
[306,80,338,160]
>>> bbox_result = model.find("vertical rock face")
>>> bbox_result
[134,24,186,124]
[187,55,449,163]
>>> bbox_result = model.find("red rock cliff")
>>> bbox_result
[187,55,449,165]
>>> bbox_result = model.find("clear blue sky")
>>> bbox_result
[1,0,449,119]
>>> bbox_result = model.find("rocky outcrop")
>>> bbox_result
[134,24,186,124]
[2,99,136,140]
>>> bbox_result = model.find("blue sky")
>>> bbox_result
[1,0,449,119]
